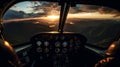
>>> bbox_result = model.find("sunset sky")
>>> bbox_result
[3,1,120,23]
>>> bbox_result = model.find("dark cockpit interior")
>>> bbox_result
[0,0,120,67]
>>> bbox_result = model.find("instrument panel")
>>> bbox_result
[29,32,87,67]
[30,32,87,54]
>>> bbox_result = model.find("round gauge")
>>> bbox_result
[36,47,42,52]
[55,41,60,47]
[44,41,49,47]
[62,48,67,53]
[75,40,81,46]
[36,41,42,46]
[55,48,60,53]
[62,41,68,47]
[44,48,49,53]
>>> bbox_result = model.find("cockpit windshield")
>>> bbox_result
[3,1,60,45]
[2,1,120,48]
[64,4,120,48]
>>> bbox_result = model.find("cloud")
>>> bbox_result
[3,1,120,20]
[69,4,120,17]
[30,1,60,14]
[3,10,25,20]
[98,7,120,17]
[79,5,99,11]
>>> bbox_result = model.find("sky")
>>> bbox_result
[4,1,120,22]
[10,1,34,13]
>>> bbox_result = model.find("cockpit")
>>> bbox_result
[0,0,120,67]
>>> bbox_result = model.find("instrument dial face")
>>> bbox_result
[44,41,49,47]
[62,41,68,47]
[55,48,60,53]
[62,48,67,53]
[44,48,49,53]
[75,40,81,46]
[36,41,42,46]
[55,42,61,47]
[36,47,42,52]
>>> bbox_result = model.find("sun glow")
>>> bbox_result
[3,12,119,24]
[67,12,115,19]
[47,15,59,21]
